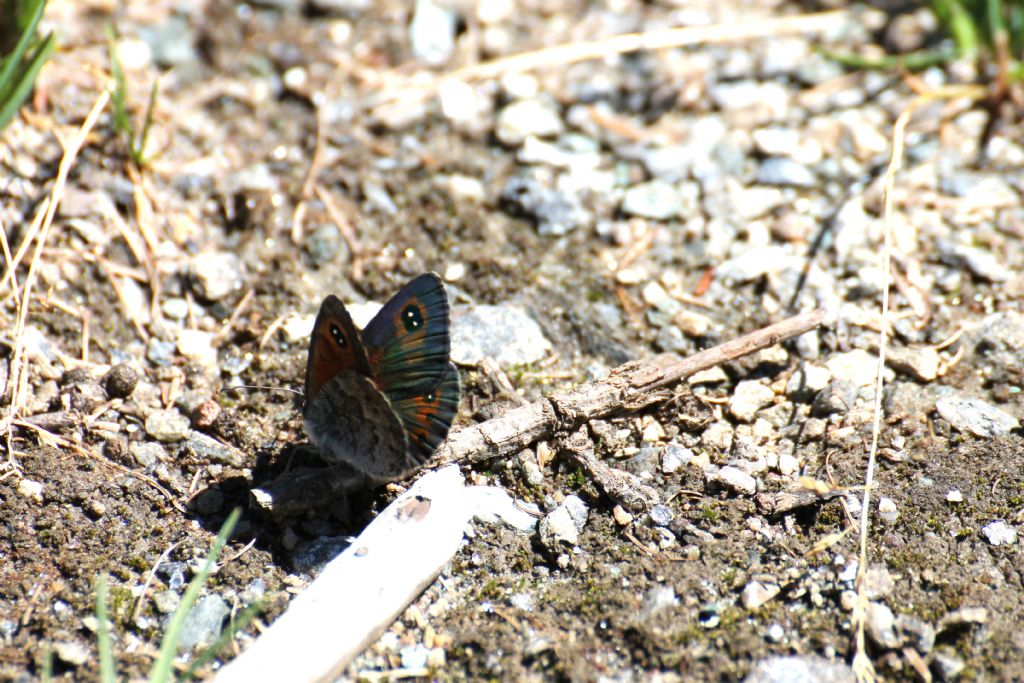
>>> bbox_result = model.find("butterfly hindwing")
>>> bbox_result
[361,272,451,394]
[303,295,371,404]
[389,362,460,466]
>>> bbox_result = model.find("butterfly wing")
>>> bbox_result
[304,372,411,480]
[389,362,460,466]
[304,295,371,405]
[361,272,451,394]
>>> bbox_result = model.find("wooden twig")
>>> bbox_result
[253,308,825,516]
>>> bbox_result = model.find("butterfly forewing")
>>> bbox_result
[361,272,451,394]
[304,295,371,404]
[389,362,460,465]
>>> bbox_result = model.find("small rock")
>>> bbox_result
[946,489,963,503]
[878,497,899,523]
[895,614,935,654]
[176,594,230,651]
[656,325,688,352]
[146,338,176,367]
[701,422,733,451]
[785,364,831,402]
[145,410,191,443]
[17,479,43,503]
[648,504,673,527]
[53,640,90,666]
[981,520,1017,546]
[192,488,223,516]
[930,650,965,682]
[539,505,580,548]
[400,643,431,669]
[865,601,900,650]
[495,97,564,146]
[886,346,940,382]
[176,329,217,368]
[130,441,166,468]
[661,444,692,473]
[939,606,988,629]
[729,380,775,422]
[409,0,457,66]
[562,495,589,531]
[714,466,757,495]
[756,157,816,188]
[189,252,242,302]
[743,655,855,683]
[612,505,633,525]
[103,363,139,399]
[192,400,222,430]
[639,585,678,619]
[500,174,589,235]
[450,305,552,367]
[162,297,189,320]
[811,380,858,417]
[741,581,780,610]
[717,246,799,283]
[777,452,799,476]
[182,432,245,467]
[826,349,877,387]
[621,180,686,220]
[935,395,1019,437]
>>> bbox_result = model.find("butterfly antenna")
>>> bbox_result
[223,384,305,397]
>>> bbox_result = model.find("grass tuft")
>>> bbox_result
[0,0,56,132]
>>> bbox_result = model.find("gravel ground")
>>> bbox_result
[2,0,1023,681]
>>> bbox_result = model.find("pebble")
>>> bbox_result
[495,97,564,146]
[878,497,899,523]
[741,581,780,610]
[639,585,678,619]
[17,479,43,503]
[145,410,191,443]
[785,364,831,402]
[162,297,189,320]
[409,0,457,66]
[183,431,246,468]
[130,441,165,468]
[648,504,673,527]
[612,505,633,526]
[661,444,692,473]
[946,489,963,503]
[176,594,230,651]
[176,329,217,368]
[655,325,688,353]
[620,180,686,220]
[53,640,90,666]
[539,504,581,548]
[450,305,552,367]
[717,246,799,283]
[886,345,939,382]
[981,520,1017,546]
[743,655,855,683]
[930,650,965,681]
[189,252,242,302]
[811,379,858,417]
[756,157,817,188]
[972,311,1024,370]
[701,422,733,451]
[865,601,899,650]
[935,395,1019,437]
[102,363,139,399]
[895,614,936,654]
[146,338,177,366]
[729,380,775,422]
[714,466,757,495]
[825,349,877,387]
[400,643,431,669]
[500,174,589,235]
[942,241,1011,282]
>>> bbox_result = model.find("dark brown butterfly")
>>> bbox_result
[303,273,460,481]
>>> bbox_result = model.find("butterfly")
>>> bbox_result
[303,272,460,482]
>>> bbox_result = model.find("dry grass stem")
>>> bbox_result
[852,83,988,683]
[291,109,328,244]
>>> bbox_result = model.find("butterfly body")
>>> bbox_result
[303,273,460,481]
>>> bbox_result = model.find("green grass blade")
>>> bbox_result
[95,575,117,683]
[0,29,55,130]
[105,24,131,138]
[132,78,159,165]
[148,508,242,683]
[0,0,48,93]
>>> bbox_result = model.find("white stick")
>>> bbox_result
[214,466,473,683]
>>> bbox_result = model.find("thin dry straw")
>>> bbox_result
[851,83,985,683]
